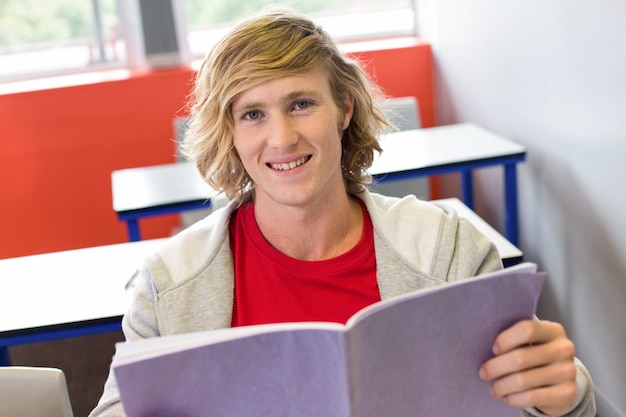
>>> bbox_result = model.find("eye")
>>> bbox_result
[293,100,311,111]
[243,110,261,120]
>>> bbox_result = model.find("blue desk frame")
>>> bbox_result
[1,319,122,366]
[117,200,212,242]
[372,154,525,246]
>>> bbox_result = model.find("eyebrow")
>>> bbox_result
[233,89,322,113]
[284,89,321,101]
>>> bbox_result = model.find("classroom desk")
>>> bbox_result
[0,238,167,366]
[112,123,526,244]
[371,123,526,244]
[112,162,213,242]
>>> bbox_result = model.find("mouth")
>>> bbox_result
[267,155,311,171]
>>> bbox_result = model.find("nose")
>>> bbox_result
[267,114,298,150]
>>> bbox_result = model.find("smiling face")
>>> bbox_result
[231,66,354,211]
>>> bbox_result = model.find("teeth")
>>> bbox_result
[270,156,308,171]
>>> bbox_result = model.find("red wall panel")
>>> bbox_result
[0,38,434,258]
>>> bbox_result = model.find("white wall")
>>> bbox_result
[417,1,626,415]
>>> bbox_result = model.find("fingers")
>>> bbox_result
[481,337,576,382]
[478,320,578,416]
[492,320,569,355]
[480,320,575,381]
[500,379,578,416]
[488,359,577,400]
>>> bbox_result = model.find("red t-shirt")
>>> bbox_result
[229,200,380,327]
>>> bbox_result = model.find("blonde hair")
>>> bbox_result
[183,8,390,200]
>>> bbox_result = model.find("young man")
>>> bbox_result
[91,9,595,417]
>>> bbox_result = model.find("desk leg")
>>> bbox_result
[0,346,11,366]
[126,219,141,242]
[461,170,474,209]
[504,163,520,247]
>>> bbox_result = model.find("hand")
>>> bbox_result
[478,320,578,416]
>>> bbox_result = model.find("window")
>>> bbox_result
[184,0,416,58]
[0,0,123,81]
[0,0,416,83]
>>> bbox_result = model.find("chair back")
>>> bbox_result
[382,96,422,130]
[173,116,192,162]
[373,96,429,199]
[0,366,74,417]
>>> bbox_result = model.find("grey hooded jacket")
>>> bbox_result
[90,191,594,417]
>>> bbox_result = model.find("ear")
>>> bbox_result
[341,92,355,130]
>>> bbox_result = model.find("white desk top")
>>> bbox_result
[0,239,166,334]
[371,123,525,176]
[112,162,212,213]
